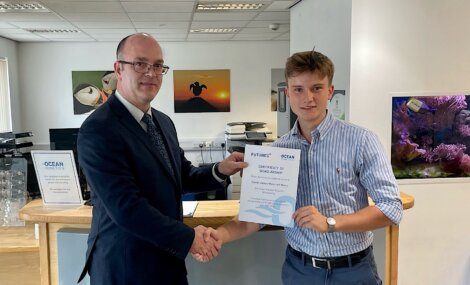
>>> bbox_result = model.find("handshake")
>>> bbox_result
[189,225,223,263]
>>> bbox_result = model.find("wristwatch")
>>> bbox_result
[326,217,336,233]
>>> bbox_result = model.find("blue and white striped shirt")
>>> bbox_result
[273,112,403,257]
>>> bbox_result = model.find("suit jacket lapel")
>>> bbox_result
[107,95,178,186]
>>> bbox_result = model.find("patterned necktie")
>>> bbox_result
[141,113,175,178]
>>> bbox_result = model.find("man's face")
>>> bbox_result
[114,35,163,109]
[286,71,334,127]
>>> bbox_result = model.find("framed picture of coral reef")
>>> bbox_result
[391,92,470,181]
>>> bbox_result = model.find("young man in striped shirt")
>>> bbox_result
[196,50,403,285]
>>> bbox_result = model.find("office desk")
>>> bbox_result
[19,192,414,285]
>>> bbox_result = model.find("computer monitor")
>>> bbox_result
[49,128,89,200]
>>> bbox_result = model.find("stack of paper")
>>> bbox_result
[183,201,198,217]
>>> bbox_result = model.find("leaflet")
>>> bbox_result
[239,145,300,227]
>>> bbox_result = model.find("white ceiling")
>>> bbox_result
[0,0,295,42]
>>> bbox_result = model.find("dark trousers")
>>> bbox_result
[281,246,382,285]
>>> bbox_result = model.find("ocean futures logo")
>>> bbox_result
[251,152,272,158]
[281,154,295,161]
[43,161,65,170]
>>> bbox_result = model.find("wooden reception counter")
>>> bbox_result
[19,192,414,285]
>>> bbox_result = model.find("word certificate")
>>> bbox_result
[239,145,300,227]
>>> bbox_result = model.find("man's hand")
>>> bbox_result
[190,226,222,262]
[190,225,221,262]
[217,151,248,176]
[293,206,328,233]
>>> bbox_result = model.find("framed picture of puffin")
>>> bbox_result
[173,69,230,113]
[71,71,117,115]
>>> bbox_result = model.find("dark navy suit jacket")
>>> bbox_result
[77,94,223,285]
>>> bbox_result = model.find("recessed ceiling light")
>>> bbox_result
[190,28,239,34]
[26,29,80,33]
[196,2,264,11]
[0,2,49,12]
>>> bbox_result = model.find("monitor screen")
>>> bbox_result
[49,128,79,152]
[49,128,89,199]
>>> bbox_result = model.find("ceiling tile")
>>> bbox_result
[0,28,33,34]
[73,21,134,29]
[0,13,63,21]
[193,12,258,21]
[238,26,288,34]
[246,20,288,28]
[38,33,94,39]
[121,0,195,1]
[83,28,136,35]
[190,21,248,29]
[264,1,295,11]
[253,11,289,21]
[232,33,278,40]
[9,21,75,29]
[133,22,189,29]
[92,34,131,40]
[0,0,290,42]
[42,0,116,2]
[41,1,124,13]
[121,2,194,13]
[0,22,15,28]
[196,0,268,2]
[0,33,47,41]
[151,33,187,40]
[136,28,187,34]
[128,13,191,21]
[273,32,289,40]
[49,38,96,42]
[187,33,234,41]
[60,13,129,22]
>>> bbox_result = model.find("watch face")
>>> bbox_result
[327,217,336,226]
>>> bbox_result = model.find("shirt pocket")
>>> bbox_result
[325,160,358,196]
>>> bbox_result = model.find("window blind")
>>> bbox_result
[0,58,12,132]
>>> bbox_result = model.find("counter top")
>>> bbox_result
[19,192,414,227]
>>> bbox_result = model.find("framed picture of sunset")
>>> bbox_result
[173,69,230,113]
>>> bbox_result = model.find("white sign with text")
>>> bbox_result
[31,150,83,206]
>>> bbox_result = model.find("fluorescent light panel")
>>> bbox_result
[0,2,48,12]
[197,3,263,11]
[190,28,239,33]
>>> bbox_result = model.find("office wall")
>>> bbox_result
[17,40,289,145]
[351,1,470,284]
[290,0,352,121]
[292,0,470,284]
[0,36,21,132]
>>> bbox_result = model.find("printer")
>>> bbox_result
[224,122,273,199]
[225,122,273,153]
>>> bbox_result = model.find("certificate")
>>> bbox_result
[31,150,83,206]
[239,145,300,227]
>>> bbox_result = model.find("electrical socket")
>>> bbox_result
[204,141,213,147]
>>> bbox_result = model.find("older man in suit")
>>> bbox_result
[77,33,246,285]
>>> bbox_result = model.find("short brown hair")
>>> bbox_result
[285,50,334,85]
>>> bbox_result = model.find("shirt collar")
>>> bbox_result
[114,90,152,123]
[290,111,335,141]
